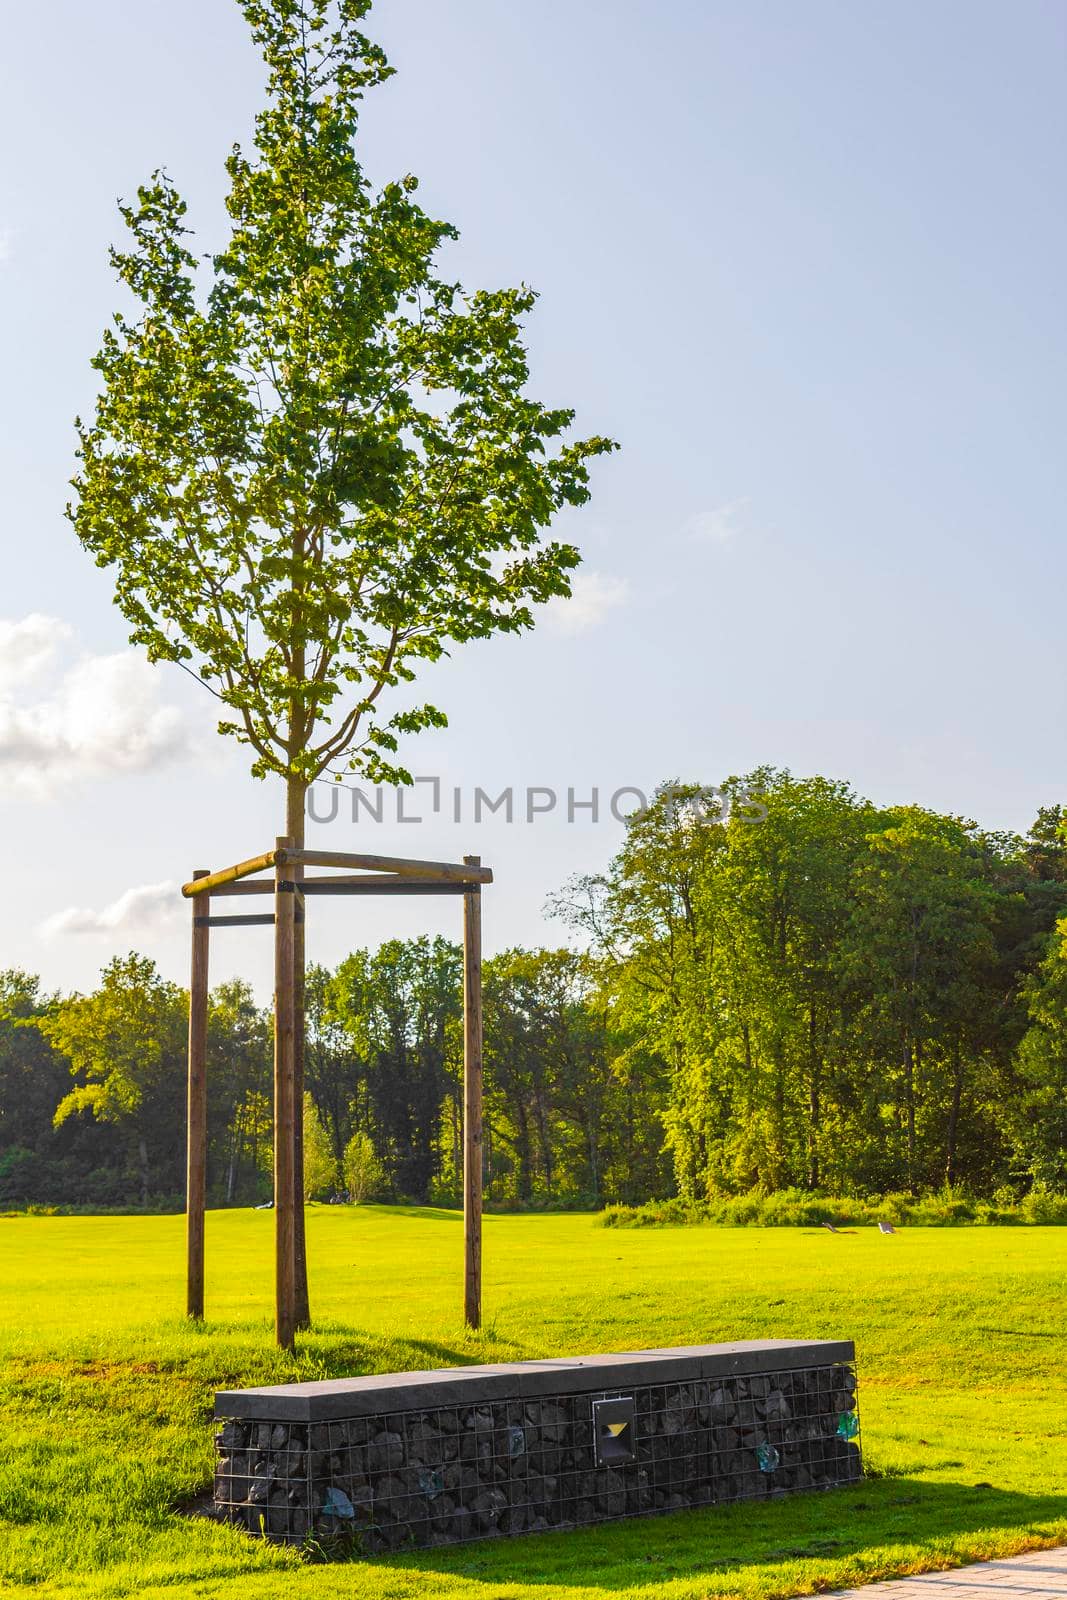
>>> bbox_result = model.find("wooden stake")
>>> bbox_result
[274,836,298,1350]
[292,860,310,1332]
[186,869,210,1320]
[462,856,483,1330]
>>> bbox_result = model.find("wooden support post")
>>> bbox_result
[292,845,309,1332]
[186,869,210,1320]
[462,855,483,1330]
[273,837,298,1350]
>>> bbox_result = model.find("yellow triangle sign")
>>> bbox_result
[606,1421,628,1437]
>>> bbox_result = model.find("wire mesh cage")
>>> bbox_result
[215,1358,861,1552]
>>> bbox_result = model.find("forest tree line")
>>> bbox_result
[1,770,1065,1209]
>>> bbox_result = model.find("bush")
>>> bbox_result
[908,1186,977,1225]
[601,1198,703,1228]
[596,1186,1067,1228]
[426,1176,461,1207]
[1021,1186,1067,1225]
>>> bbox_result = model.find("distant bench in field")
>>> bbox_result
[213,1338,861,1551]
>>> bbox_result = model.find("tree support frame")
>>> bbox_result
[182,845,491,1346]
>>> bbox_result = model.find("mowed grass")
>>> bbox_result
[0,1208,1064,1599]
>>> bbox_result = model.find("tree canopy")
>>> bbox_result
[69,0,615,811]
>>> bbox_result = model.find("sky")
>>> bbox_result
[1,0,1065,998]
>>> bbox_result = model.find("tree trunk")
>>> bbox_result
[138,1137,150,1206]
[807,1000,821,1191]
[945,1037,963,1186]
[484,1115,492,1200]
[588,1122,600,1206]
[287,774,311,1330]
[226,1113,240,1204]
[905,932,920,1195]
[534,1084,553,1199]
[903,1037,917,1194]
[773,1055,786,1189]
[451,1092,461,1200]
[515,1097,533,1203]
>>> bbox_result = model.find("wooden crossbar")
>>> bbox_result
[300,879,467,897]
[183,849,492,898]
[182,851,276,897]
[193,912,298,928]
[207,874,470,898]
[201,878,280,898]
[279,848,493,884]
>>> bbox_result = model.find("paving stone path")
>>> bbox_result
[814,1549,1067,1600]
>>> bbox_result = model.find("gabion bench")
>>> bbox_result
[214,1338,860,1550]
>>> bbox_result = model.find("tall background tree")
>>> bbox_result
[42,956,187,1205]
[328,937,461,1201]
[1010,916,1067,1190]
[68,0,614,1326]
[557,773,1067,1204]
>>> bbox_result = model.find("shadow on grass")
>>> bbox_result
[313,1336,488,1373]
[197,1335,489,1395]
[363,1205,463,1223]
[368,1480,1067,1592]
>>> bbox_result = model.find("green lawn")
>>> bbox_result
[1,1207,1064,1599]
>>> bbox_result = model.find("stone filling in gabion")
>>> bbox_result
[215,1361,860,1550]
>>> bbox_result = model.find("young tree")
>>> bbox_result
[42,956,188,1204]
[207,979,272,1202]
[69,0,613,1329]
[304,963,362,1167]
[301,1091,339,1199]
[342,1129,385,1202]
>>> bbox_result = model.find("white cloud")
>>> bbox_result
[0,613,72,687]
[0,229,12,264]
[40,881,181,939]
[685,498,749,545]
[0,615,191,796]
[544,571,630,635]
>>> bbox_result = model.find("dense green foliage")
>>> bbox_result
[2,771,1064,1213]
[599,1187,1067,1229]
[557,772,1067,1203]
[0,941,646,1210]
[1,1209,1064,1597]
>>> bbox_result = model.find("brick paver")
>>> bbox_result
[811,1548,1067,1600]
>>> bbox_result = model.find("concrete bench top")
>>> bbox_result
[215,1338,855,1421]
